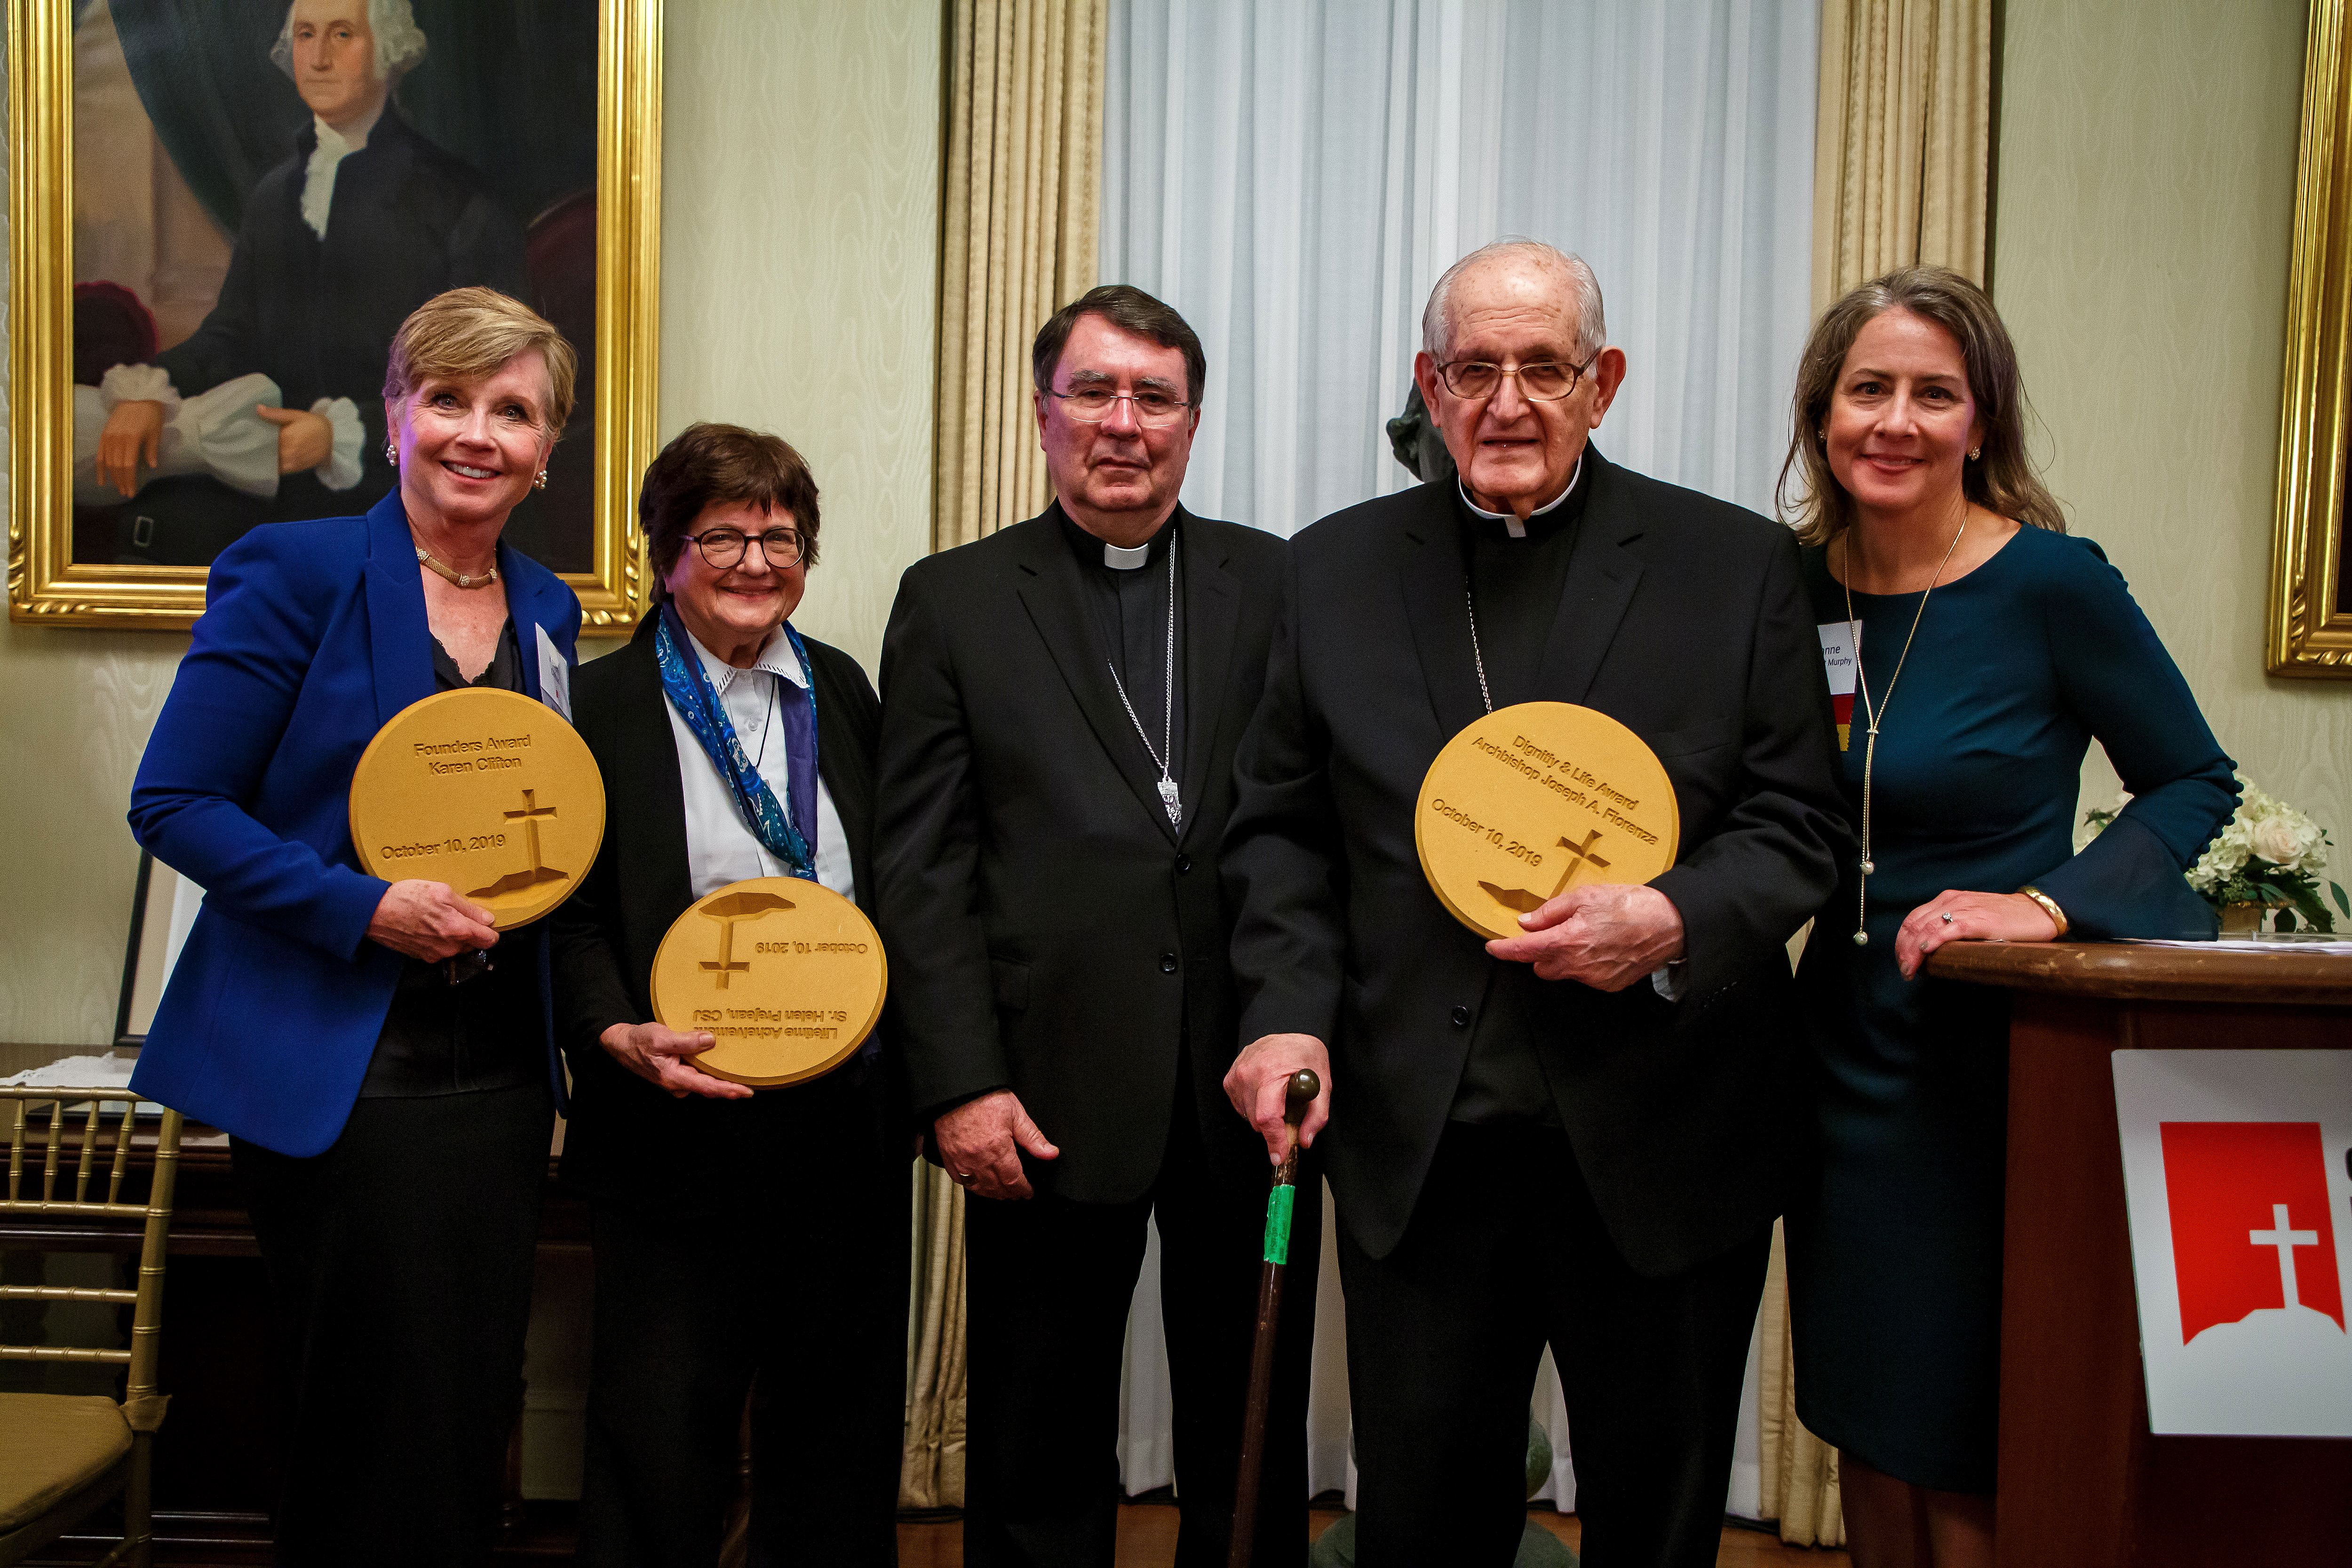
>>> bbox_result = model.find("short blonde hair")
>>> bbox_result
[384,287,579,438]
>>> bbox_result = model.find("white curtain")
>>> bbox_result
[1103,0,1820,533]
[1101,0,1816,1518]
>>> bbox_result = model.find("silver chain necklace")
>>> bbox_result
[1465,580,1495,714]
[1841,511,1970,947]
[1107,539,1181,826]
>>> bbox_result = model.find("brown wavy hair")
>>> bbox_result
[1777,265,2065,548]
[639,422,822,600]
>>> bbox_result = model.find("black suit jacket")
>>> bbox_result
[550,615,896,1195]
[875,504,1286,1204]
[1224,450,1851,1274]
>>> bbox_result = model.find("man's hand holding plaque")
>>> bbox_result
[1414,701,1682,991]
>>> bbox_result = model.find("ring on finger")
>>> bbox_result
[1941,912,1955,925]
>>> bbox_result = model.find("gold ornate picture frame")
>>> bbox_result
[8,0,660,631]
[2274,0,2352,675]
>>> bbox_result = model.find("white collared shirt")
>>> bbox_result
[299,101,383,240]
[1457,454,1583,533]
[667,625,857,902]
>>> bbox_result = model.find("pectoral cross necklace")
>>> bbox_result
[1106,540,1182,827]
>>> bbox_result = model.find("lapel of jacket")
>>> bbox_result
[1397,484,1490,740]
[804,641,875,882]
[614,621,696,917]
[361,490,435,726]
[495,541,572,704]
[1012,505,1183,845]
[1533,446,1645,703]
[1175,509,1237,849]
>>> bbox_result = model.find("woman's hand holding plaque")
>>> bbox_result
[648,877,888,1088]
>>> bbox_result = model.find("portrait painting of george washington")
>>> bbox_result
[65,0,604,578]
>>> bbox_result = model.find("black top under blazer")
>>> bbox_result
[874,504,1286,1204]
[549,615,898,1194]
[1223,449,1853,1274]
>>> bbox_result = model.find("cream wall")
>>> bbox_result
[1995,0,2350,859]
[0,1,939,1051]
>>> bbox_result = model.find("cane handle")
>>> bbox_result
[1283,1069,1318,1129]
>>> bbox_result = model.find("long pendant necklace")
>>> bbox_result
[1842,511,1971,947]
[1107,540,1182,826]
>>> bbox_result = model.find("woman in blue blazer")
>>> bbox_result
[128,288,583,1567]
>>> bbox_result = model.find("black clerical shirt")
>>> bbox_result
[1448,463,1591,1126]
[1058,509,1187,810]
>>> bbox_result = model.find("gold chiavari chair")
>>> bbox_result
[0,1087,183,1568]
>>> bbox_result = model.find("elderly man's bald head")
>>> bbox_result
[1422,239,1608,364]
[1411,239,1625,518]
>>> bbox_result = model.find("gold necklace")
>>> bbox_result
[413,541,500,590]
[1841,509,1971,947]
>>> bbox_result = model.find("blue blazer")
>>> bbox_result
[128,490,583,1156]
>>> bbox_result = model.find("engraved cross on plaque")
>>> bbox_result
[1548,830,1612,895]
[504,788,559,874]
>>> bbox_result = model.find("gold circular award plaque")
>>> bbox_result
[348,687,607,930]
[649,877,889,1088]
[1414,701,1681,941]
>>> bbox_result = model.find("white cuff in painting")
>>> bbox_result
[1649,958,1689,1003]
[97,363,181,413]
[312,398,365,490]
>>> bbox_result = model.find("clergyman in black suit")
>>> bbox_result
[1223,240,1850,1568]
[875,285,1317,1567]
[550,423,906,1566]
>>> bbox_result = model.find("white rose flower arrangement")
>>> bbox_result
[2083,774,2347,932]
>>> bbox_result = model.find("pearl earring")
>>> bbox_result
[534,470,549,490]
[1968,446,1981,460]
[384,438,397,463]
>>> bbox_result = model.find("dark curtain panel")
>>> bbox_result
[106,0,597,235]
[109,0,304,235]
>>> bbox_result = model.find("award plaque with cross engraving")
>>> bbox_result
[1414,701,1680,942]
[349,687,606,929]
[648,876,889,1088]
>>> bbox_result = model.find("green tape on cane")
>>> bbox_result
[1262,1182,1296,1265]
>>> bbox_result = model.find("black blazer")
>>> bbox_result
[1224,450,1851,1274]
[550,615,895,1195]
[874,504,1286,1204]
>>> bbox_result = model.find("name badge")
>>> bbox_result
[1818,621,1857,751]
[536,623,572,721]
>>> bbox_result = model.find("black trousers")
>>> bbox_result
[1338,1122,1770,1568]
[574,1070,909,1568]
[231,1081,552,1568]
[962,1102,1321,1568]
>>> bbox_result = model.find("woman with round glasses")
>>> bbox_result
[550,422,906,1564]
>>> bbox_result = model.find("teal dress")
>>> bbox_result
[1787,525,2236,1492]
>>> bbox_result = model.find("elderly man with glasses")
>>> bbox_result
[876,284,1318,1567]
[1221,240,1850,1567]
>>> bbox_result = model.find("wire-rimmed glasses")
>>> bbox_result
[1433,355,1596,402]
[1045,386,1195,427]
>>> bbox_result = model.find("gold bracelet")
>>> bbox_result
[2017,886,2069,939]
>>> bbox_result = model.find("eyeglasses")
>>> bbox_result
[685,527,805,570]
[1434,356,1595,402]
[1046,387,1195,427]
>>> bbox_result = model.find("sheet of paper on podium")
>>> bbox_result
[2112,1049,2352,1437]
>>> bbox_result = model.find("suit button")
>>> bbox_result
[1176,855,1193,874]
[1160,952,1180,974]
[1450,1005,1472,1028]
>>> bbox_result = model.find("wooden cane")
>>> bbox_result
[1227,1068,1319,1568]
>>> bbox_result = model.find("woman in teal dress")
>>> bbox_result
[1778,267,2237,1568]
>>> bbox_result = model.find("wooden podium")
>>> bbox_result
[1925,941,2352,1567]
